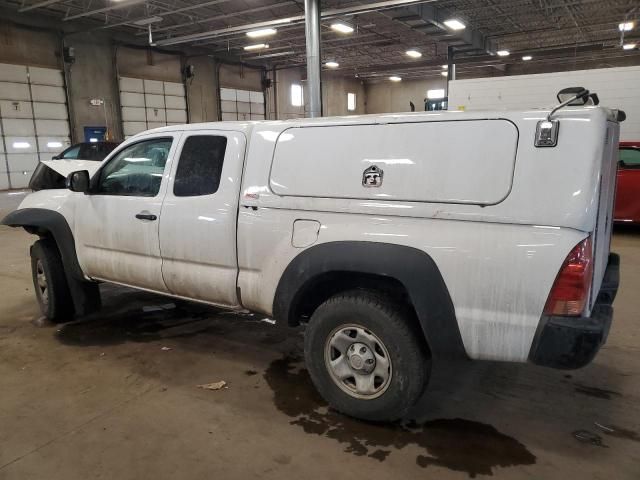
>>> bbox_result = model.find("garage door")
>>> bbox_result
[220,88,265,121]
[119,77,188,138]
[0,63,70,190]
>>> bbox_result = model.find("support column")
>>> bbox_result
[304,0,322,117]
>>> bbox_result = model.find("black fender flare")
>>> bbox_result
[273,241,467,359]
[2,208,100,315]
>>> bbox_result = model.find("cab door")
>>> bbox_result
[75,134,180,291]
[159,130,246,306]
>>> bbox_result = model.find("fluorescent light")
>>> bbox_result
[444,19,466,30]
[522,55,532,61]
[389,76,402,82]
[427,89,445,99]
[331,22,354,34]
[247,28,277,38]
[405,49,422,58]
[441,71,448,76]
[619,21,634,32]
[623,43,636,50]
[497,50,510,56]
[244,43,269,51]
[441,64,448,69]
[47,141,63,148]
[325,61,339,68]
[89,138,98,143]
[13,141,30,149]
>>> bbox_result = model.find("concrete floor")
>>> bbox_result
[0,191,639,480]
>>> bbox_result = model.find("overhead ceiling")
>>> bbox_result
[2,0,639,80]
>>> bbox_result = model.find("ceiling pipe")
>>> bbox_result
[305,0,322,118]
[19,0,64,12]
[63,0,146,21]
[154,0,437,47]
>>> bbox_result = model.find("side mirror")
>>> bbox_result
[51,155,60,160]
[557,87,590,105]
[66,170,90,193]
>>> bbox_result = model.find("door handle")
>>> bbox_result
[135,213,157,221]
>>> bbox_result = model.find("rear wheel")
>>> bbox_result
[304,290,430,421]
[31,239,74,323]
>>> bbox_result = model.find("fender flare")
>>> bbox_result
[2,208,100,315]
[273,241,467,359]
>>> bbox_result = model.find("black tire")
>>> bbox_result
[304,290,430,422]
[31,238,74,323]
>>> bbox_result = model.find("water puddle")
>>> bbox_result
[264,355,536,477]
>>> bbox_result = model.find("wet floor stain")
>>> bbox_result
[264,355,536,478]
[574,383,622,400]
[245,369,258,376]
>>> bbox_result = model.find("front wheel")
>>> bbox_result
[31,239,74,323]
[304,291,430,422]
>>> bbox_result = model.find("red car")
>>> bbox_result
[615,141,640,224]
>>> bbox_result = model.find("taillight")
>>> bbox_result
[543,237,593,316]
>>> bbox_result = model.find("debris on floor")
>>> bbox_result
[197,380,227,391]
[572,429,608,448]
[260,318,276,325]
[161,346,172,351]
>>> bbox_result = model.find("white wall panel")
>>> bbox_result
[33,102,68,120]
[3,119,35,136]
[123,121,147,136]
[220,88,236,101]
[220,88,264,123]
[221,112,237,121]
[121,106,146,121]
[166,109,187,123]
[37,136,71,154]
[5,136,37,153]
[0,64,28,83]
[164,82,185,96]
[448,65,640,141]
[30,85,66,103]
[120,92,145,107]
[250,91,264,103]
[35,119,70,136]
[146,107,166,122]
[0,100,33,118]
[144,94,165,108]
[165,95,186,109]
[7,153,39,172]
[28,67,64,87]
[143,79,164,94]
[119,77,144,93]
[9,171,31,189]
[0,83,30,101]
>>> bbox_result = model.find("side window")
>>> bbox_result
[619,148,640,168]
[60,145,81,159]
[173,135,227,197]
[96,137,173,197]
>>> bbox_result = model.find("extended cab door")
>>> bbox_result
[75,134,180,291]
[159,130,246,306]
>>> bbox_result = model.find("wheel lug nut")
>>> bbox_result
[366,359,374,364]
[360,347,367,354]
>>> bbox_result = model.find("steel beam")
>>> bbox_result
[19,0,63,12]
[304,0,322,118]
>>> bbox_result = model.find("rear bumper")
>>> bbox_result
[529,253,619,370]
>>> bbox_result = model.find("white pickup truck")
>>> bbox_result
[3,93,621,421]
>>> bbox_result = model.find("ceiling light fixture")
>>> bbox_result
[331,22,354,34]
[389,76,402,82]
[325,61,339,68]
[443,19,466,30]
[497,50,510,56]
[244,43,269,51]
[522,55,532,61]
[405,49,422,58]
[623,43,637,50]
[247,28,277,38]
[619,21,634,32]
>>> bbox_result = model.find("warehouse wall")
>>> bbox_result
[65,33,120,142]
[365,77,447,114]
[274,67,306,119]
[448,65,640,140]
[0,21,59,68]
[322,73,366,116]
[186,55,218,123]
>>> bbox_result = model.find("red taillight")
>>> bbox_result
[543,237,593,316]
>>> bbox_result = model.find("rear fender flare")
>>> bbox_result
[273,241,467,359]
